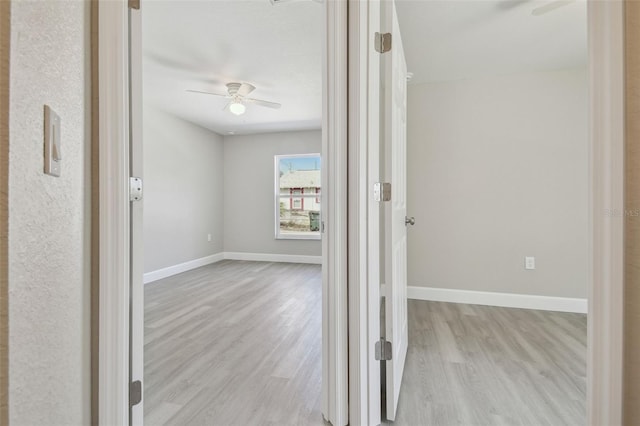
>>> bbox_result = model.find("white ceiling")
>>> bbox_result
[142,0,587,134]
[395,0,587,85]
[142,0,323,135]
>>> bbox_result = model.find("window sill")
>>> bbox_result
[276,233,322,241]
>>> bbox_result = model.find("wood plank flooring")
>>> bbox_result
[386,300,587,426]
[145,261,586,426]
[144,260,325,426]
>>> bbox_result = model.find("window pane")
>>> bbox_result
[276,153,321,239]
[278,197,321,235]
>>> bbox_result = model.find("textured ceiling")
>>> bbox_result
[395,0,587,85]
[142,0,587,134]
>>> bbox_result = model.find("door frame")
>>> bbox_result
[94,0,349,425]
[347,1,382,425]
[347,1,626,425]
[588,1,625,424]
[95,1,131,424]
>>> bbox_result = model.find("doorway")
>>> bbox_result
[137,1,327,424]
[95,1,348,425]
[349,1,626,425]
[384,0,589,423]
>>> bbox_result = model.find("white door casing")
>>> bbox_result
[347,0,383,425]
[322,1,350,425]
[97,1,132,424]
[129,4,144,426]
[383,0,408,420]
[588,1,625,424]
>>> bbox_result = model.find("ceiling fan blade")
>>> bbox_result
[144,50,222,79]
[222,101,232,111]
[237,83,256,97]
[145,52,192,70]
[244,98,282,109]
[496,0,532,11]
[531,0,576,16]
[186,89,229,98]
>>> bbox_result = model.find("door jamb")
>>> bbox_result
[322,1,349,425]
[588,1,625,424]
[347,1,382,425]
[96,1,131,425]
[94,0,350,425]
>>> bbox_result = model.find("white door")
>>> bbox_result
[129,4,144,426]
[383,0,409,420]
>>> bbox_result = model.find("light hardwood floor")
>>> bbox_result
[145,261,586,426]
[387,300,587,426]
[144,260,325,426]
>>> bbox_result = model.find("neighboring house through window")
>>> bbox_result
[291,188,303,210]
[275,153,321,239]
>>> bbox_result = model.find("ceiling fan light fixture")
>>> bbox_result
[229,101,246,116]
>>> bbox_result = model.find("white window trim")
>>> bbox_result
[274,153,322,240]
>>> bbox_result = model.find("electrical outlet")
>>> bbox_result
[525,256,535,270]
[207,234,212,242]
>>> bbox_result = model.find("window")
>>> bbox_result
[291,188,303,210]
[275,153,321,240]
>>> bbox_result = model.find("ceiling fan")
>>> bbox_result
[187,82,281,116]
[531,0,577,16]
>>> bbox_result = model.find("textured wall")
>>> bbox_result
[224,130,322,256]
[143,108,225,273]
[625,1,640,423]
[9,0,90,424]
[406,68,589,298]
[0,1,9,423]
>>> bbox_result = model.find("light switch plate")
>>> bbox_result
[44,105,61,177]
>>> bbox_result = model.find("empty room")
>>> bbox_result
[137,1,325,424]
[382,0,589,424]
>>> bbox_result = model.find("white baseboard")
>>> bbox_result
[406,285,588,314]
[143,253,224,284]
[144,251,322,284]
[223,252,322,264]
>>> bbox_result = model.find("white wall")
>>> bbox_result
[223,130,322,256]
[407,68,588,298]
[143,126,321,274]
[143,108,225,273]
[8,0,90,424]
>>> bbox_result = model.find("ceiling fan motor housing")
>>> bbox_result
[226,82,243,96]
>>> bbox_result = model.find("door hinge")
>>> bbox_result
[129,0,140,10]
[375,338,393,361]
[375,32,392,54]
[374,182,391,202]
[130,380,142,406]
[130,177,143,202]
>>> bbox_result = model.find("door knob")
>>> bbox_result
[405,216,415,226]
